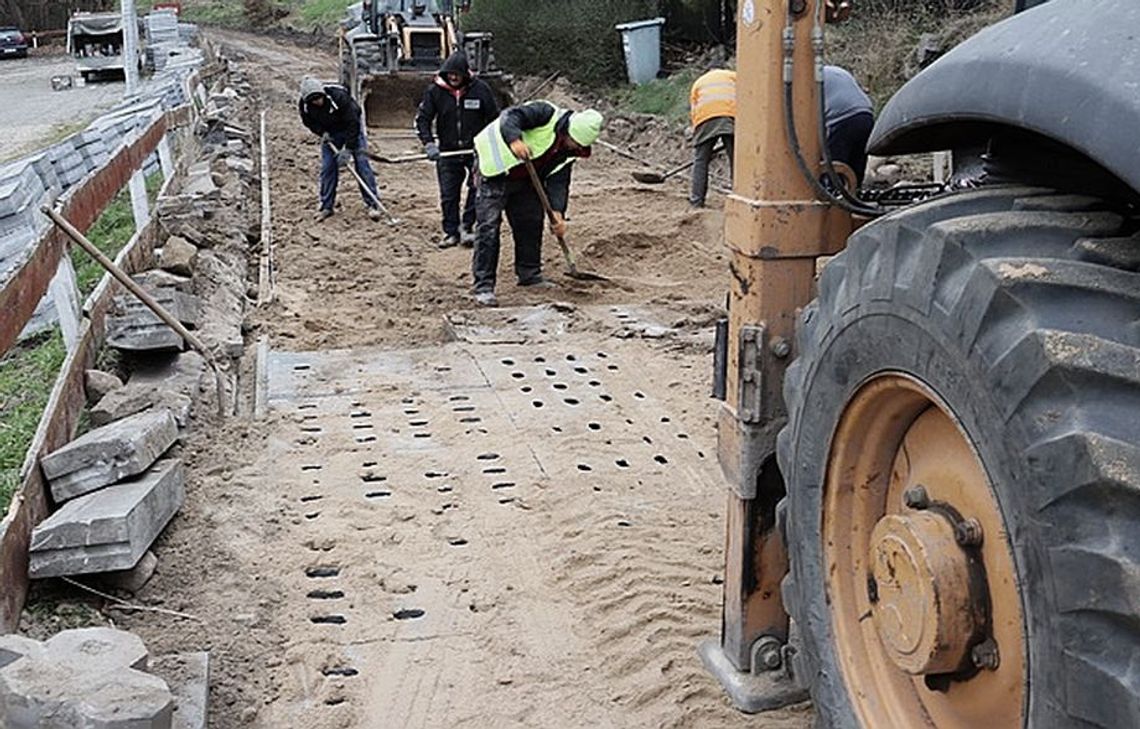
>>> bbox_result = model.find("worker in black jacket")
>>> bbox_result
[298,77,382,221]
[415,52,500,248]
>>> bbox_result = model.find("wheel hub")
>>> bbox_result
[869,512,979,675]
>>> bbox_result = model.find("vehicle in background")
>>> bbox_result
[66,12,139,83]
[0,27,29,59]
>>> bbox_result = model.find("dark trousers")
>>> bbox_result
[472,176,544,293]
[438,156,476,237]
[319,129,380,211]
[827,111,874,186]
[690,134,735,206]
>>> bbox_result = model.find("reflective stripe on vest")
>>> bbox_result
[475,102,563,178]
[691,71,737,128]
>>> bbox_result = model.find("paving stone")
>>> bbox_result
[103,550,159,593]
[44,627,148,673]
[0,636,42,670]
[133,270,194,293]
[151,653,209,729]
[91,352,206,427]
[86,369,125,405]
[106,289,201,352]
[30,460,185,578]
[158,236,198,276]
[40,409,178,502]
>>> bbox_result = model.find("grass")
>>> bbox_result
[72,185,138,296]
[609,68,699,127]
[0,330,67,515]
[181,0,247,26]
[296,0,353,28]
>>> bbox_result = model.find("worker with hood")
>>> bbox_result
[471,101,604,306]
[415,51,500,248]
[298,77,383,221]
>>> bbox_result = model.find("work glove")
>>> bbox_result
[509,139,531,160]
[425,142,441,161]
[336,148,353,168]
[550,211,567,239]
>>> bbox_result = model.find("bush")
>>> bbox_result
[463,0,660,87]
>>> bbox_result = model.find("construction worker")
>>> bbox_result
[415,51,500,249]
[471,101,604,306]
[298,77,383,221]
[688,68,736,208]
[823,65,874,186]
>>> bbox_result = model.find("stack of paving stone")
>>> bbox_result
[0,628,208,729]
[106,280,202,352]
[28,409,185,580]
[0,160,53,283]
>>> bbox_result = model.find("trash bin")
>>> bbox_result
[615,17,666,86]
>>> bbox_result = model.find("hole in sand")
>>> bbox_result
[661,416,671,423]
[350,411,371,419]
[413,433,432,439]
[453,405,476,412]
[404,409,419,416]
[677,433,689,439]
[597,352,608,359]
[362,460,377,468]
[323,667,359,677]
[393,608,425,620]
[311,615,347,625]
[615,459,630,468]
[437,485,453,493]
[356,435,377,443]
[588,380,601,387]
[552,426,563,433]
[424,471,447,479]
[566,354,577,361]
[409,420,429,427]
[307,589,345,600]
[607,364,619,371]
[617,520,632,527]
[521,386,533,393]
[301,426,322,434]
[544,369,557,377]
[460,416,482,423]
[634,391,646,399]
[352,423,373,430]
[299,403,318,410]
[361,473,386,483]
[534,356,546,363]
[484,467,507,474]
[574,366,588,375]
[643,435,653,444]
[325,697,347,706]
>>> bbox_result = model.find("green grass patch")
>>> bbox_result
[296,0,352,28]
[73,187,137,297]
[181,0,246,27]
[0,330,67,515]
[609,69,698,127]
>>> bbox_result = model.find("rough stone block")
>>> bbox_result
[41,409,178,502]
[106,289,201,352]
[158,237,198,276]
[0,636,42,670]
[151,653,209,729]
[133,270,193,293]
[91,352,206,428]
[86,369,124,405]
[44,627,149,673]
[30,460,185,578]
[103,550,158,593]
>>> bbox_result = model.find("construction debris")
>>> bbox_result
[91,351,207,428]
[40,409,178,502]
[85,369,125,405]
[158,236,199,276]
[106,288,202,352]
[29,459,185,578]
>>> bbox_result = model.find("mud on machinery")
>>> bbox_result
[339,0,507,128]
[703,0,1140,727]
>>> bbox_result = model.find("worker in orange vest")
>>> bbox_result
[688,68,736,208]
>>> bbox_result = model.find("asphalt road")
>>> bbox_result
[0,50,125,163]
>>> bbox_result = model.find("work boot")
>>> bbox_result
[316,208,333,221]
[368,207,383,222]
[519,276,556,289]
[474,291,497,307]
[438,234,460,249]
[460,225,476,248]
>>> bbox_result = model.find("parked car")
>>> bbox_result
[0,27,29,59]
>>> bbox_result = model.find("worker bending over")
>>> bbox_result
[688,68,736,208]
[823,65,874,186]
[471,101,604,307]
[415,51,500,249]
[298,77,383,222]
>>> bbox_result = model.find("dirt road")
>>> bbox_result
[112,32,812,728]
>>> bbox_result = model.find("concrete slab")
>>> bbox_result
[151,652,209,729]
[44,627,149,673]
[0,636,42,670]
[103,550,159,593]
[29,460,185,578]
[40,409,179,502]
[106,289,201,352]
[91,352,206,428]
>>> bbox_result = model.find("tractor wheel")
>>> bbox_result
[777,187,1140,728]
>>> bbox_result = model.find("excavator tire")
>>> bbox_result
[777,186,1140,728]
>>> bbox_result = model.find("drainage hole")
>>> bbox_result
[322,667,359,677]
[356,435,377,443]
[588,422,601,431]
[617,520,632,527]
[361,473,387,483]
[424,471,448,479]
[677,433,689,439]
[477,452,500,461]
[588,380,601,387]
[553,383,568,391]
[300,495,323,503]
[301,464,322,472]
[365,491,392,499]
[437,485,453,493]
[350,411,371,419]
[450,395,470,403]
[352,423,373,430]
[574,367,588,375]
[403,409,420,416]
[483,467,507,474]
[654,455,669,465]
[299,403,318,410]
[661,416,671,423]
[564,398,580,406]
[577,464,592,472]
[544,369,557,377]
[409,420,429,427]
[511,372,525,379]
[306,566,340,578]
[361,460,377,468]
[460,416,482,423]
[305,512,321,520]
[551,426,563,433]
[310,615,347,625]
[393,608,425,620]
[698,451,707,459]
[643,435,653,444]
[599,394,613,403]
[534,356,546,363]
[615,459,630,468]
[607,364,619,371]
[501,358,515,366]
[325,697,347,706]
[492,482,516,490]
[301,426,323,433]
[413,433,432,439]
[307,589,345,600]
[498,497,516,504]
[634,391,646,399]
[448,538,469,546]
[293,364,311,371]
[596,352,608,359]
[453,405,476,412]
[532,400,544,409]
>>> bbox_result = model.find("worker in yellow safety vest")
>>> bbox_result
[688,69,736,208]
[470,100,604,306]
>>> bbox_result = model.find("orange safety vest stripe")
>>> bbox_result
[690,70,737,129]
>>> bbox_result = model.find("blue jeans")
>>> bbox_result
[320,130,380,211]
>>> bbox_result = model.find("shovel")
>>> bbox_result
[326,141,401,225]
[371,149,473,164]
[522,158,608,283]
[631,142,723,184]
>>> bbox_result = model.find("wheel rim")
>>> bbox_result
[823,374,1026,728]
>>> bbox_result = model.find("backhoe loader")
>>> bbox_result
[702,0,1140,726]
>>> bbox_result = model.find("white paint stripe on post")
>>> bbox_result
[49,255,82,351]
[157,134,174,178]
[128,168,150,230]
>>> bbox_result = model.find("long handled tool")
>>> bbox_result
[325,140,401,225]
[521,159,608,283]
[370,149,473,164]
[631,142,724,184]
[42,206,229,418]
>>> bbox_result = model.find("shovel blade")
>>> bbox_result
[631,171,666,184]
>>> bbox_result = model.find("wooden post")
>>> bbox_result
[128,168,150,230]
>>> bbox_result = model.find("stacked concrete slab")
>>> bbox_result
[106,286,202,352]
[0,628,210,729]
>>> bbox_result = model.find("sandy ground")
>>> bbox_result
[0,50,126,162]
[89,31,813,729]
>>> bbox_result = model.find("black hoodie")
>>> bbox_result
[414,52,500,153]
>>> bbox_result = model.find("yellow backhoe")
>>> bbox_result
[703,0,1140,727]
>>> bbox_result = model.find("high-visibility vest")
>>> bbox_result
[475,101,577,178]
[690,69,737,129]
